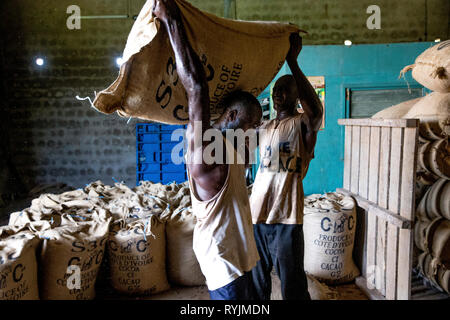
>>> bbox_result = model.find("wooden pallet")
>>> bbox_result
[338,118,419,300]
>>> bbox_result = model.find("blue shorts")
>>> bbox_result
[208,271,256,300]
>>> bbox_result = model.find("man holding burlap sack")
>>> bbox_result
[250,35,324,300]
[152,0,262,300]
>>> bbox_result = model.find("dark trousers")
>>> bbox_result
[208,271,256,300]
[252,223,311,300]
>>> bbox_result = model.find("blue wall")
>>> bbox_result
[260,42,435,195]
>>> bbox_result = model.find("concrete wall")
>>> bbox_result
[0,0,147,191]
[0,0,447,196]
[235,0,449,44]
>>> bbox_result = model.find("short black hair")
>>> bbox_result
[219,90,262,121]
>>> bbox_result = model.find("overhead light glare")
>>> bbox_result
[35,57,44,66]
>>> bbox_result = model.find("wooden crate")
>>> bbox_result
[337,118,419,300]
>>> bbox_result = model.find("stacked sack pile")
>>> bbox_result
[1,180,204,300]
[372,40,449,294]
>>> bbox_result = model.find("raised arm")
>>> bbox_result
[286,33,323,154]
[152,0,210,126]
[153,0,227,200]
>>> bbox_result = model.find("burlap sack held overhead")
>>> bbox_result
[93,0,303,124]
[400,40,450,93]
[0,226,40,300]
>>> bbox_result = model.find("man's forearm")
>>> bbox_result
[287,58,323,129]
[161,16,209,122]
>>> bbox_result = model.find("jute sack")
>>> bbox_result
[424,218,450,268]
[418,140,450,179]
[38,221,110,300]
[400,40,450,93]
[414,218,431,252]
[305,273,339,300]
[8,201,111,229]
[165,207,205,286]
[107,215,169,295]
[425,178,450,220]
[402,92,450,140]
[371,97,422,119]
[0,226,40,300]
[93,0,303,124]
[270,269,339,300]
[303,192,359,285]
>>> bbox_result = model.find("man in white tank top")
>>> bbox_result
[152,0,261,299]
[250,34,324,300]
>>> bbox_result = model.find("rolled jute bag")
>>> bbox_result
[38,221,111,300]
[303,192,359,285]
[418,139,450,179]
[415,187,432,221]
[417,251,431,276]
[93,0,303,124]
[400,40,450,93]
[436,263,450,294]
[0,225,40,300]
[418,252,450,293]
[425,178,450,220]
[371,97,422,119]
[164,206,205,286]
[414,219,431,252]
[424,218,450,268]
[107,215,169,295]
[416,170,440,186]
[402,92,450,141]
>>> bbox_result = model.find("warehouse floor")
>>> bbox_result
[96,271,368,300]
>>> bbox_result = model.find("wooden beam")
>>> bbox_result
[337,188,413,229]
[355,276,386,300]
[338,118,419,128]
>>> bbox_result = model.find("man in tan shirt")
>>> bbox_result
[250,34,323,300]
[152,0,261,300]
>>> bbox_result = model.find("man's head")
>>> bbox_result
[272,75,299,114]
[213,90,262,132]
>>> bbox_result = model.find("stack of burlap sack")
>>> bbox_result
[1,180,205,300]
[372,40,449,294]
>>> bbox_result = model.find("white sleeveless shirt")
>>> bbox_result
[187,139,260,290]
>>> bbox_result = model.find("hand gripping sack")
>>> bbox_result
[303,192,360,285]
[93,0,303,124]
[0,226,40,300]
[38,221,111,300]
[107,215,169,295]
[400,40,450,93]
[165,207,205,286]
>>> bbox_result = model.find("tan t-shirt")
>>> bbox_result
[187,139,260,290]
[250,113,312,225]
